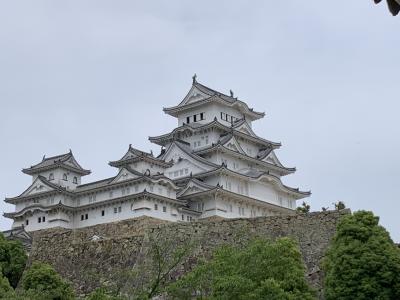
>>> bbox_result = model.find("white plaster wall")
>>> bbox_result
[32,169,82,189]
[177,103,245,128]
[128,161,165,175]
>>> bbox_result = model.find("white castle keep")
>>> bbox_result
[4,77,310,232]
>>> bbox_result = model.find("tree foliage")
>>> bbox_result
[333,201,346,211]
[167,237,316,299]
[323,210,400,300]
[0,233,27,288]
[296,201,311,213]
[20,262,75,300]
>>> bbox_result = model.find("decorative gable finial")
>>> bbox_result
[42,155,46,161]
[150,150,154,157]
[230,89,234,97]
[192,73,197,84]
[69,149,72,154]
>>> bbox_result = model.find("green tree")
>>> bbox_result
[85,288,125,300]
[333,201,346,211]
[0,266,15,299]
[167,237,316,299]
[296,201,310,213]
[0,233,27,288]
[323,211,400,300]
[20,262,75,300]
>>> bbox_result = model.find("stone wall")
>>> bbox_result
[29,210,350,298]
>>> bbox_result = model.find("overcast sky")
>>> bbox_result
[0,1,398,242]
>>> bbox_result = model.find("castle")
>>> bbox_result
[4,76,310,232]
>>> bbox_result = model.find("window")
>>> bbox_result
[187,216,190,221]
[193,114,197,122]
[42,216,46,222]
[118,206,122,213]
[63,173,68,181]
[101,210,105,216]
[85,214,88,220]
[25,219,29,225]
[73,177,78,184]
[186,116,190,124]
[154,204,158,210]
[49,173,54,181]
[181,214,184,221]
[38,217,41,223]
[163,206,167,213]
[114,207,118,214]
[200,113,204,120]
[109,191,113,198]
[81,215,84,221]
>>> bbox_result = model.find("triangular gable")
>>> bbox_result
[177,179,213,197]
[262,151,284,168]
[20,177,56,197]
[180,85,210,106]
[221,135,246,155]
[63,155,83,170]
[110,167,141,184]
[121,149,140,161]
[166,158,210,179]
[234,121,257,137]
[162,143,215,178]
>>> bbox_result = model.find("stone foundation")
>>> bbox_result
[29,210,350,298]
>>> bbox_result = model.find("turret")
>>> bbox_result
[22,150,90,190]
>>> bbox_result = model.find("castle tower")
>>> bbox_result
[4,77,310,232]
